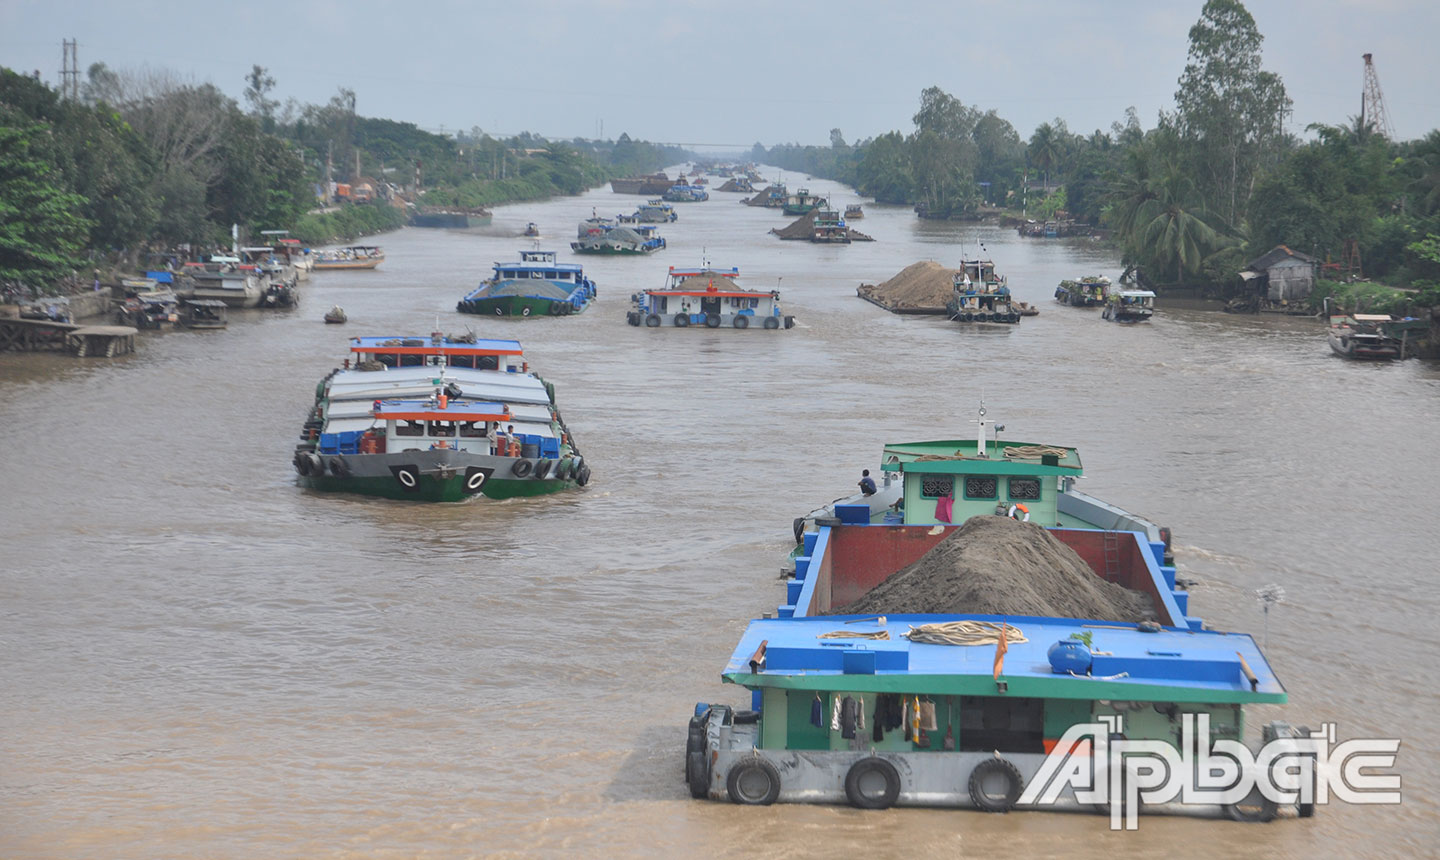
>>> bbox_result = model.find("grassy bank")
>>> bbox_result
[289,205,408,246]
[1310,279,1440,316]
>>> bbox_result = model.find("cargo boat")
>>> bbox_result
[686,409,1308,823]
[1103,289,1156,323]
[410,207,493,228]
[782,187,827,216]
[610,172,672,195]
[570,224,667,255]
[456,250,596,317]
[293,334,589,501]
[946,259,1018,324]
[1327,314,1403,359]
[179,259,265,308]
[1055,276,1109,307]
[626,266,794,330]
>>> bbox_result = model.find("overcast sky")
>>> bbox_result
[3,0,1436,148]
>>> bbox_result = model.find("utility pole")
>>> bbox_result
[59,39,79,100]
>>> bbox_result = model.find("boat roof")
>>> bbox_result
[350,336,523,356]
[1119,290,1157,298]
[518,250,555,262]
[722,614,1285,704]
[373,399,510,422]
[184,299,229,307]
[880,439,1082,476]
[669,266,740,278]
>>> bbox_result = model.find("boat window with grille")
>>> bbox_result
[399,354,424,367]
[377,353,397,367]
[395,420,424,437]
[478,355,499,370]
[449,355,475,369]
[429,421,455,437]
[920,475,953,499]
[964,476,998,500]
[458,422,486,438]
[1008,478,1041,500]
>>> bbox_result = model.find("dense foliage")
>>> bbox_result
[0,65,684,290]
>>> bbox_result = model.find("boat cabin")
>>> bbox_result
[348,335,526,372]
[632,267,786,326]
[879,428,1082,528]
[180,298,228,329]
[489,253,586,285]
[369,399,512,455]
[1113,290,1156,309]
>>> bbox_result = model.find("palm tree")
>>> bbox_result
[1028,123,1061,189]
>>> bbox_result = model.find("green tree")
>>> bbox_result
[0,118,92,288]
[1028,122,1062,188]
[243,64,278,125]
[1172,0,1291,225]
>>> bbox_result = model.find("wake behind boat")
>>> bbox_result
[293,334,590,501]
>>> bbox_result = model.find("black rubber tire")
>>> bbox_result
[511,459,533,478]
[969,758,1024,813]
[763,316,779,330]
[328,456,351,478]
[674,313,689,327]
[1226,787,1279,823]
[293,453,311,476]
[534,458,553,479]
[576,465,591,486]
[733,315,749,329]
[549,303,562,316]
[793,517,806,544]
[306,453,325,477]
[726,759,781,805]
[687,751,710,799]
[521,306,532,317]
[844,757,901,810]
[705,314,721,328]
[554,459,572,481]
[784,316,795,329]
[494,307,503,316]
[645,314,661,327]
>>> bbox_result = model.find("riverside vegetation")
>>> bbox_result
[0,65,684,294]
[754,0,1440,315]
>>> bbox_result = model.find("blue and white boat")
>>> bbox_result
[455,250,596,318]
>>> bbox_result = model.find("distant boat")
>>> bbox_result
[1327,314,1401,359]
[313,246,384,271]
[324,305,348,324]
[844,203,864,220]
[523,222,540,237]
[410,207,492,228]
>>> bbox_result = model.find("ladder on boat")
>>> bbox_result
[1102,531,1121,582]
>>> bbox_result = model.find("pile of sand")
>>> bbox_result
[856,261,957,311]
[829,515,1156,623]
[716,178,751,192]
[743,186,779,206]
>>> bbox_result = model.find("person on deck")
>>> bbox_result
[858,469,877,496]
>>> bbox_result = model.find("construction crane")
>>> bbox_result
[1361,53,1396,140]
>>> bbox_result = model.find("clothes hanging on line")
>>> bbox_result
[840,696,857,739]
[810,694,823,728]
[830,695,842,732]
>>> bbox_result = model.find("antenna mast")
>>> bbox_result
[1361,53,1396,140]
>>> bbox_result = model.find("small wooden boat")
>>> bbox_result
[324,305,348,324]
[313,246,384,271]
[523,222,540,237]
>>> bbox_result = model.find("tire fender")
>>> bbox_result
[969,757,1024,813]
[844,757,901,810]
[726,758,780,805]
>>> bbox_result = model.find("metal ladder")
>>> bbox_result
[1102,531,1120,582]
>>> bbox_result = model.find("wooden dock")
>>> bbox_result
[0,318,138,357]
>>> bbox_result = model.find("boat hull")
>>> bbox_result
[313,259,382,271]
[569,243,663,255]
[410,212,492,229]
[457,293,586,317]
[294,449,582,501]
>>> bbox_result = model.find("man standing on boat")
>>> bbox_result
[858,470,876,496]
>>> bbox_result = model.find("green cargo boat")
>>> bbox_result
[456,250,596,318]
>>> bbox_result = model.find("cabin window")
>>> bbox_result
[963,476,998,500]
[458,421,486,438]
[958,696,1045,753]
[1008,477,1041,501]
[400,354,424,367]
[478,355,499,371]
[659,296,668,313]
[450,355,475,369]
[920,475,953,499]
[395,420,424,437]
[377,353,397,367]
[429,421,455,437]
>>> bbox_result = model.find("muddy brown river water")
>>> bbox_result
[2,172,1437,858]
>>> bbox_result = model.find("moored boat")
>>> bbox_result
[293,334,589,501]
[179,258,266,308]
[1102,289,1155,323]
[179,298,228,329]
[685,408,1309,822]
[1055,275,1108,307]
[626,266,794,330]
[313,246,385,271]
[457,250,597,317]
[1327,314,1402,359]
[945,259,1018,324]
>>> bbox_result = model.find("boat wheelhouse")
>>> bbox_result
[811,209,852,244]
[179,298,229,329]
[946,259,1017,324]
[627,266,794,330]
[1103,289,1155,323]
[783,187,828,216]
[293,334,589,501]
[1055,276,1108,307]
[687,409,1309,823]
[456,250,596,318]
[313,246,384,271]
[634,200,678,222]
[663,183,709,202]
[762,183,789,207]
[844,203,864,220]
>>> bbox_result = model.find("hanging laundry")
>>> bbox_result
[872,699,884,743]
[810,694,823,728]
[934,493,955,523]
[841,696,857,739]
[857,697,866,731]
[911,696,921,743]
[916,729,932,749]
[943,724,956,751]
[919,700,938,732]
[830,695,842,732]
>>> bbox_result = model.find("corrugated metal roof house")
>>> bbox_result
[1240,245,1318,302]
